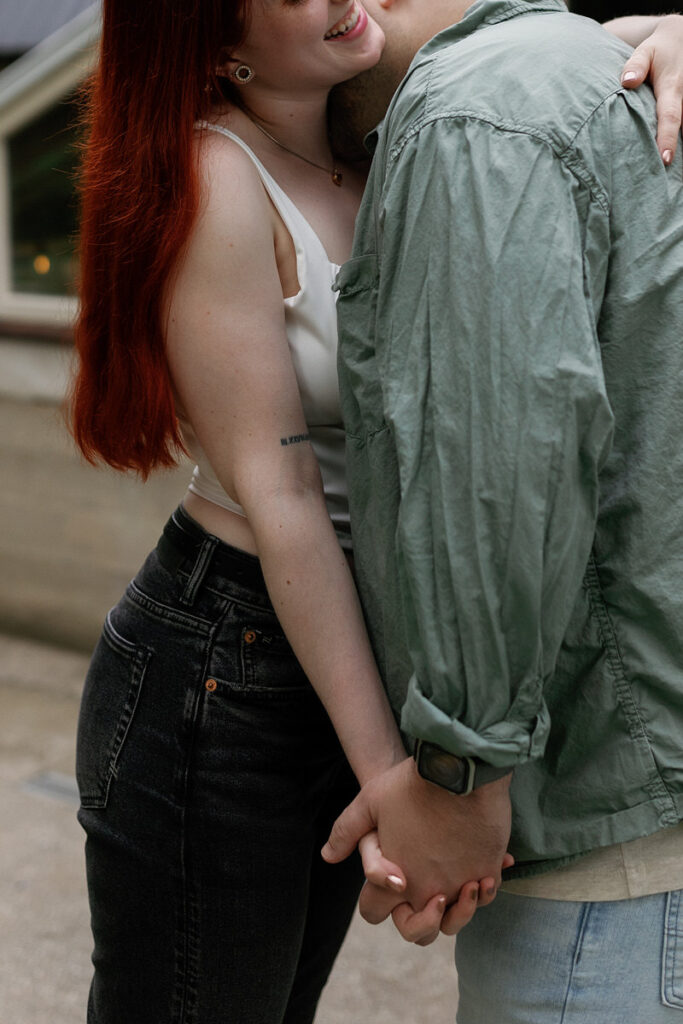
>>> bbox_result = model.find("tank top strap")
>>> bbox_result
[195,120,313,276]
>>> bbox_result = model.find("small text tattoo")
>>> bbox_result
[280,433,310,447]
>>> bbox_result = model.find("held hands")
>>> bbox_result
[355,832,515,946]
[322,757,513,946]
[621,15,683,165]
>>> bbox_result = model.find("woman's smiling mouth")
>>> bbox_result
[324,2,367,41]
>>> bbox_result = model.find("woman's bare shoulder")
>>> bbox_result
[182,125,277,278]
[194,125,268,213]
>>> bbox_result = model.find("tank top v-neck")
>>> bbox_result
[177,122,351,550]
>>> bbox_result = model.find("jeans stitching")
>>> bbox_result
[78,623,152,809]
[663,890,683,1009]
[237,627,312,695]
[127,581,215,632]
[584,555,678,825]
[106,645,151,786]
[560,902,592,1023]
[180,537,219,607]
[171,624,219,1023]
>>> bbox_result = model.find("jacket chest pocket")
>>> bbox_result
[335,254,386,437]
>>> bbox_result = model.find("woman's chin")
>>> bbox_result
[328,19,386,86]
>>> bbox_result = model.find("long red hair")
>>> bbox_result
[69,0,248,476]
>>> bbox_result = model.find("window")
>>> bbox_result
[8,92,80,298]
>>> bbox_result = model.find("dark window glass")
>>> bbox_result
[8,93,80,297]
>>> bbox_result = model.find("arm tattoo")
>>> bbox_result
[280,433,311,447]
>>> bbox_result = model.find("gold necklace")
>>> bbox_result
[245,113,343,187]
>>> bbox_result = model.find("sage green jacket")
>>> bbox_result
[336,0,683,874]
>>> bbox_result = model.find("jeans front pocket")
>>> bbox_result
[662,889,683,1009]
[239,623,311,695]
[76,609,151,809]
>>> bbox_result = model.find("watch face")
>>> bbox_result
[420,743,467,791]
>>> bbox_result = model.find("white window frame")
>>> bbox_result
[0,7,99,330]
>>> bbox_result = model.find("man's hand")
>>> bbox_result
[322,756,512,938]
[355,829,515,945]
[620,14,683,165]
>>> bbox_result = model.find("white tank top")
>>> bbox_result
[177,123,351,551]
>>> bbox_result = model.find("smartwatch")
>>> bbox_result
[413,739,511,796]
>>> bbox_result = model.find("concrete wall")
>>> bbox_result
[0,339,192,651]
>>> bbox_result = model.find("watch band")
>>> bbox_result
[413,739,512,795]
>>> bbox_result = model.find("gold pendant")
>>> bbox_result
[332,169,343,187]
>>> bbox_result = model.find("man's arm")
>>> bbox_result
[324,119,615,934]
[606,14,683,162]
[383,122,613,768]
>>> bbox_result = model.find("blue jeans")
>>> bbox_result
[455,889,683,1022]
[76,505,363,1024]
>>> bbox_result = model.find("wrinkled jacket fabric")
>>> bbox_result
[336,0,683,874]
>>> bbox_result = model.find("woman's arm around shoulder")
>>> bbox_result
[605,13,683,163]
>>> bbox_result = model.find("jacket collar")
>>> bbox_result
[419,0,568,59]
[364,0,567,154]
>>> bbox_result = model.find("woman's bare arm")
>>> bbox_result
[165,134,406,789]
[605,14,683,162]
[604,14,662,48]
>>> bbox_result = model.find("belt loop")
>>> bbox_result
[179,536,219,606]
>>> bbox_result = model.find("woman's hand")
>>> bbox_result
[618,15,683,165]
[357,831,514,946]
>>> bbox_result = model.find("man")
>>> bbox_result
[322,2,683,1020]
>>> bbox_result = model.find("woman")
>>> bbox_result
[70,1,682,1021]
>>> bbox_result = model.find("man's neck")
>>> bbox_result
[329,0,475,160]
[399,0,474,59]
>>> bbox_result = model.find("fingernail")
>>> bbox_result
[663,149,673,166]
[486,886,496,896]
[387,874,404,891]
[470,888,478,902]
[622,70,638,83]
[437,895,447,908]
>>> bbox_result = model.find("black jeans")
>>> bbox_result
[76,505,363,1024]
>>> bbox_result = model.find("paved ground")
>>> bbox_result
[0,633,459,1023]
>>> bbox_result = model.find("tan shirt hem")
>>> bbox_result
[500,823,683,901]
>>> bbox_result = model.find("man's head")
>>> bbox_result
[330,0,473,156]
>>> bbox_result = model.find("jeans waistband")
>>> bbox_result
[156,505,268,599]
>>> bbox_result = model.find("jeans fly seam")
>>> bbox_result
[560,901,591,1023]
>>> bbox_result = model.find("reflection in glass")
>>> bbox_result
[9,93,80,297]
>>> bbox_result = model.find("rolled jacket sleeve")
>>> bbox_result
[376,119,615,767]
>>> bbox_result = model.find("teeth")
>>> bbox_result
[324,4,360,39]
